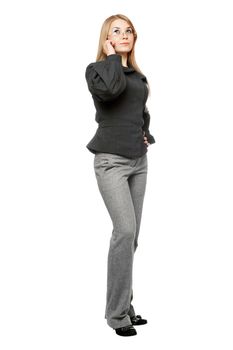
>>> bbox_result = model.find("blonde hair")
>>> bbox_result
[96,14,144,75]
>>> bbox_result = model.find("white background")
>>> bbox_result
[0,0,233,349]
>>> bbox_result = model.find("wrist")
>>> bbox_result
[107,51,116,56]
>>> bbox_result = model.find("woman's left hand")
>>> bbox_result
[143,132,150,147]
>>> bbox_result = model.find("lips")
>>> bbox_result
[119,42,130,45]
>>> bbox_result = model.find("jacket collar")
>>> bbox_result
[122,65,135,73]
[122,65,147,82]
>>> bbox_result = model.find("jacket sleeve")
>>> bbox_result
[85,54,127,102]
[142,105,156,144]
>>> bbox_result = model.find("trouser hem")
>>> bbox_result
[106,315,132,329]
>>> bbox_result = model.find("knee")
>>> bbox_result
[114,221,137,241]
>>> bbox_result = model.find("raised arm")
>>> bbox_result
[85,54,126,102]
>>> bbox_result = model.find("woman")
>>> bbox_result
[85,14,156,337]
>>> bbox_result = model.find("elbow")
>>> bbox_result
[96,80,126,102]
[107,78,126,100]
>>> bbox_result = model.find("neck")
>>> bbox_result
[119,53,128,67]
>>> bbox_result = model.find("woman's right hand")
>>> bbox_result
[103,39,116,56]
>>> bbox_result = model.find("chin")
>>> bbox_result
[115,48,132,54]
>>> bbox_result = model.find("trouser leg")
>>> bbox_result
[128,169,147,253]
[127,167,147,317]
[100,180,136,329]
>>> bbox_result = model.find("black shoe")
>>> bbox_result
[130,315,147,326]
[115,325,137,336]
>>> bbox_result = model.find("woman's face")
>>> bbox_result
[107,19,135,54]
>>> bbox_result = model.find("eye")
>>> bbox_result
[126,28,133,34]
[113,29,120,34]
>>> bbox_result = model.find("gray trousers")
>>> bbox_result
[94,152,148,329]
